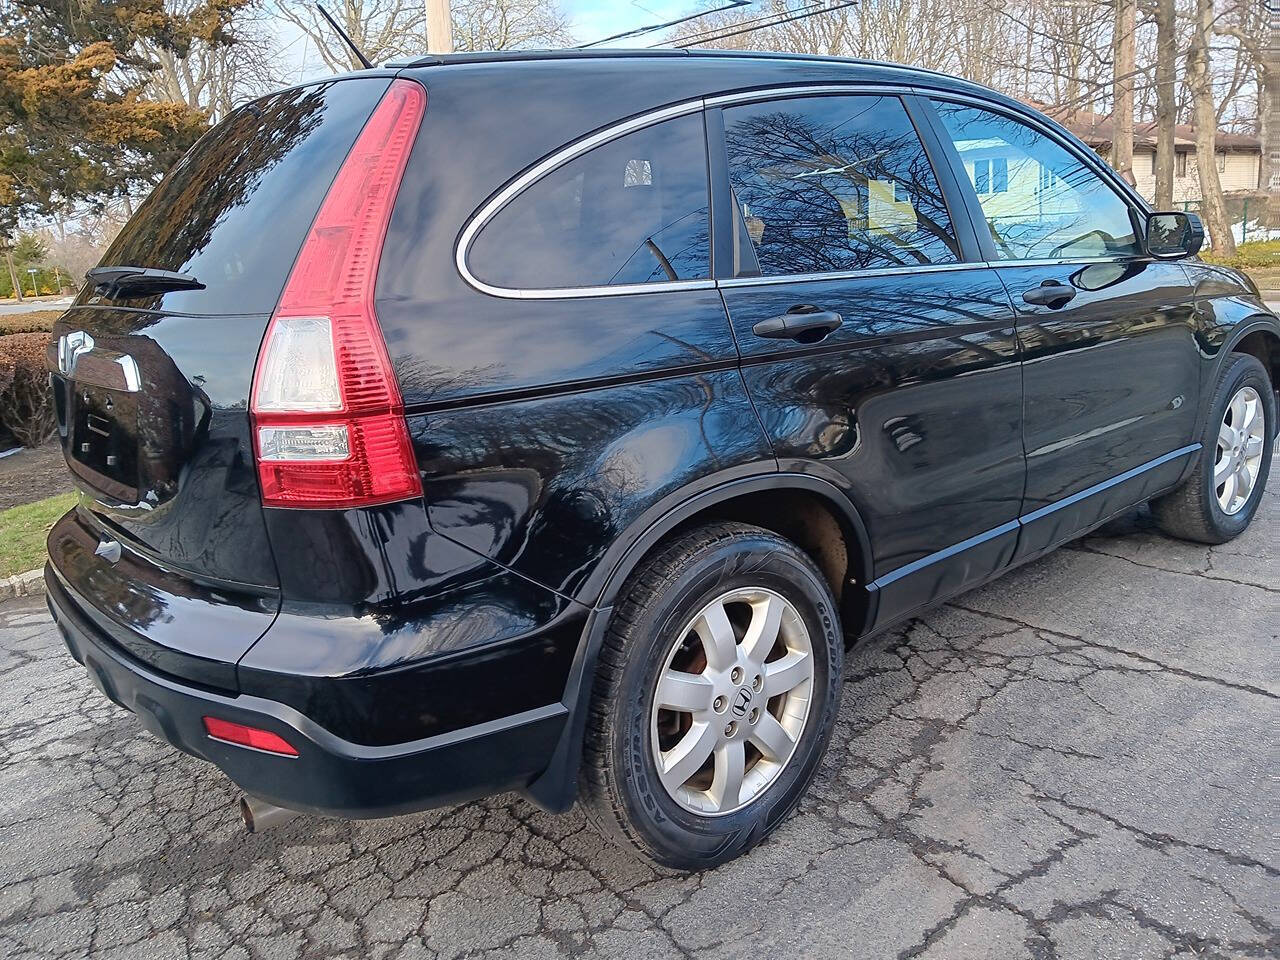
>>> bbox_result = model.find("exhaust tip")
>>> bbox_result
[240,795,298,834]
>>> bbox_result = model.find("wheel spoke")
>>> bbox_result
[694,602,737,671]
[1214,451,1233,482]
[1218,421,1236,452]
[739,594,784,665]
[763,649,812,698]
[1218,471,1237,510]
[1238,396,1260,434]
[1229,391,1248,428]
[1243,435,1264,459]
[659,721,717,791]
[656,670,714,713]
[708,741,745,811]
[749,711,795,762]
[1236,463,1254,500]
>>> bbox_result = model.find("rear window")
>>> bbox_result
[467,112,711,290]
[90,77,392,315]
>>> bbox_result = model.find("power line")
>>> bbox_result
[669,0,860,49]
[577,1,751,49]
[659,1,828,47]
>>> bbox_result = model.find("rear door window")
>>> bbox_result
[723,95,960,276]
[466,112,710,290]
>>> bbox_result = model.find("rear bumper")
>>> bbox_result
[46,567,568,818]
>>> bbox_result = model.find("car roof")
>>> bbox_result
[386,47,989,98]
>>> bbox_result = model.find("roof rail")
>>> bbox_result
[383,47,960,84]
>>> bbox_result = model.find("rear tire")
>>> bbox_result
[580,522,842,870]
[1152,353,1274,544]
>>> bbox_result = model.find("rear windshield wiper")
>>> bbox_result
[87,266,205,298]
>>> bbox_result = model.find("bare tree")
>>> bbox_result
[1185,0,1235,254]
[274,0,427,71]
[671,0,998,73]
[1271,3,1279,229]
[449,0,573,50]
[1149,0,1178,207]
[1112,0,1137,183]
[137,1,280,119]
[40,230,106,291]
[1214,0,1274,216]
[274,0,571,72]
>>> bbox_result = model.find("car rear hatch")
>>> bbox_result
[46,75,398,691]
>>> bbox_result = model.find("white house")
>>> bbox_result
[1040,105,1263,205]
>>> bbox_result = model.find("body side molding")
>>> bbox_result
[872,443,1202,593]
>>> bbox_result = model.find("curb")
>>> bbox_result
[0,568,45,603]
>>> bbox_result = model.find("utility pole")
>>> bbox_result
[426,0,453,53]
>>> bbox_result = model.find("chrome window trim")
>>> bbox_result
[705,83,912,108]
[456,83,921,301]
[993,255,1140,268]
[719,262,984,288]
[718,256,1144,289]
[455,97,709,301]
[454,83,1144,300]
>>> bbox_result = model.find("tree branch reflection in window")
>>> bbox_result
[724,95,959,276]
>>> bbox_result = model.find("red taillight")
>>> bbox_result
[203,716,299,756]
[250,79,426,509]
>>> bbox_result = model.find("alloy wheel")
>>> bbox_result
[649,587,814,816]
[1214,385,1267,516]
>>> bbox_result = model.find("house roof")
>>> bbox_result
[1035,103,1260,152]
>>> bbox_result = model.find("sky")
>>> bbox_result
[277,0,700,85]
[564,0,693,46]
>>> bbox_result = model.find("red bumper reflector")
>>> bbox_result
[203,716,299,756]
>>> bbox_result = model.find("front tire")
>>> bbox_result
[1152,353,1274,544]
[580,522,843,870]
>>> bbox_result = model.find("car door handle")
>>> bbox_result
[1022,281,1077,308]
[752,308,844,341]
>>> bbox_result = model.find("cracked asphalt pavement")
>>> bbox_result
[1,481,1276,960]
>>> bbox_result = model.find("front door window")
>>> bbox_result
[932,102,1141,261]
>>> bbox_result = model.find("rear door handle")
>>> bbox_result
[753,308,843,341]
[1022,281,1077,308]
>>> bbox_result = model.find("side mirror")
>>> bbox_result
[1146,211,1205,259]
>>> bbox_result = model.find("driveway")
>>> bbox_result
[0,297,72,316]
[0,485,1276,959]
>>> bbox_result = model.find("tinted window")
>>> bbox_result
[723,95,959,276]
[93,78,392,314]
[933,103,1140,260]
[469,113,710,289]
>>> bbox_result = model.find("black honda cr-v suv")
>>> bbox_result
[46,49,1277,869]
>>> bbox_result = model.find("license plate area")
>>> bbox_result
[66,384,140,503]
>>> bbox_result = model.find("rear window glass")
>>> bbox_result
[468,112,710,290]
[91,78,391,315]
